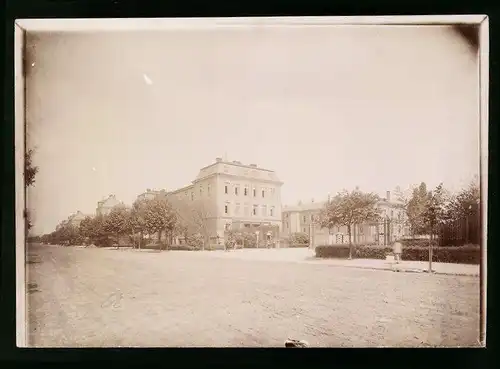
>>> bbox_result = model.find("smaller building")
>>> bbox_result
[66,210,90,228]
[136,188,168,202]
[96,194,123,216]
[282,189,411,246]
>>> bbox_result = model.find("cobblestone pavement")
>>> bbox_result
[26,245,481,347]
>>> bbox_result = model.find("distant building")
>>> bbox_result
[282,189,411,246]
[96,194,123,216]
[136,188,168,202]
[66,210,90,228]
[166,157,284,244]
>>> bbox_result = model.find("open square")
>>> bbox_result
[27,244,480,347]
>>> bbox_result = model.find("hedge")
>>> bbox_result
[288,243,310,248]
[139,243,199,251]
[315,244,480,264]
[400,238,439,247]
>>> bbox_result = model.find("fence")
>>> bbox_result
[312,219,410,247]
[437,214,481,246]
[224,224,281,248]
[310,215,480,247]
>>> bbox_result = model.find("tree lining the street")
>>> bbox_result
[25,148,39,233]
[318,189,382,259]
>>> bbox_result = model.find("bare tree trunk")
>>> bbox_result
[428,224,433,273]
[139,231,143,250]
[465,215,470,244]
[158,230,163,250]
[348,225,353,260]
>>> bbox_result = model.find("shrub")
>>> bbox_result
[186,233,204,249]
[290,232,309,245]
[315,244,480,264]
[224,231,258,248]
[168,244,197,251]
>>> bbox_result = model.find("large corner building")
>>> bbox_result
[166,157,284,243]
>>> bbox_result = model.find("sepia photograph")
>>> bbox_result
[16,16,488,348]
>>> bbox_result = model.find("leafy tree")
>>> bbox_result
[59,223,81,246]
[131,198,149,249]
[104,207,132,249]
[406,182,431,236]
[143,198,176,250]
[443,178,480,243]
[422,183,449,238]
[318,189,381,259]
[448,178,480,219]
[79,216,95,245]
[91,215,109,246]
[25,149,39,187]
[24,149,39,234]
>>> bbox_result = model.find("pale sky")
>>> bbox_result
[25,25,480,235]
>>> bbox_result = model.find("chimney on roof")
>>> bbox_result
[216,157,222,162]
[311,198,314,203]
[386,191,391,201]
[298,200,302,205]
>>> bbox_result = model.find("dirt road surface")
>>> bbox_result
[26,244,481,347]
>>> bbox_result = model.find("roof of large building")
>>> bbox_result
[283,200,326,212]
[283,190,405,213]
[194,157,282,183]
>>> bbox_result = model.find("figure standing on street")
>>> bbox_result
[393,238,403,263]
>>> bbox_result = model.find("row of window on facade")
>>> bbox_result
[224,184,275,198]
[224,203,276,217]
[180,184,276,201]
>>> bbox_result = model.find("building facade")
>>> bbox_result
[136,188,168,202]
[66,210,89,228]
[166,157,284,243]
[282,189,411,246]
[55,210,91,231]
[96,194,123,216]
